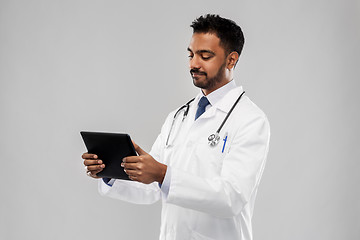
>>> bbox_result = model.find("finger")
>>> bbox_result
[124,169,137,176]
[122,156,142,163]
[131,140,138,149]
[82,153,98,159]
[81,153,98,159]
[127,174,138,181]
[87,164,105,171]
[133,143,147,156]
[84,159,103,166]
[88,171,101,178]
[122,162,138,170]
[90,169,103,175]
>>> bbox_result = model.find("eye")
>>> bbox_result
[201,54,213,60]
[188,55,193,59]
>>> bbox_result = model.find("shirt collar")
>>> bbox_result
[200,80,237,106]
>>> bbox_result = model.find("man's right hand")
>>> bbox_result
[82,153,105,178]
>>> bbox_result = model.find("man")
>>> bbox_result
[83,14,270,240]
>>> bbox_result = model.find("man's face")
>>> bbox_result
[187,33,228,94]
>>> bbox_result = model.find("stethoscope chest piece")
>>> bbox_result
[208,133,220,146]
[207,91,245,147]
[167,91,245,148]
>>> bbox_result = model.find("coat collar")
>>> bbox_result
[203,80,237,107]
[213,86,244,113]
[193,84,245,120]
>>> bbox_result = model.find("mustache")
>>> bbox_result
[190,69,207,76]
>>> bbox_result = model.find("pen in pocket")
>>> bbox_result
[222,134,228,153]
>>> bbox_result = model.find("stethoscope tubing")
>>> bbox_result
[166,98,195,146]
[166,91,245,147]
[215,91,245,135]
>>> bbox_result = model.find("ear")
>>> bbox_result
[226,51,239,70]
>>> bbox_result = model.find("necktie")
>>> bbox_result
[195,96,210,120]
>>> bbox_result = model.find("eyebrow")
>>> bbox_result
[187,47,215,55]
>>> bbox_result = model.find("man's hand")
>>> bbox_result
[82,153,105,178]
[122,142,167,184]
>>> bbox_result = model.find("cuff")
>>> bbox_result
[159,166,171,198]
[103,178,115,187]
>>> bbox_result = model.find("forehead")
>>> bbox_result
[188,33,224,53]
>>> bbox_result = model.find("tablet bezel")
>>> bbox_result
[80,131,137,180]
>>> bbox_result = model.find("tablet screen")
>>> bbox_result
[80,131,136,180]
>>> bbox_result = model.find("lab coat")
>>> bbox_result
[99,86,270,240]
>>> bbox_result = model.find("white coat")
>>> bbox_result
[99,86,270,240]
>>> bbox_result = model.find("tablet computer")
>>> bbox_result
[80,131,137,180]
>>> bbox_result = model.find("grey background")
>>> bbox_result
[1,0,359,239]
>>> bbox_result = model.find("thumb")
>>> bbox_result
[132,141,147,155]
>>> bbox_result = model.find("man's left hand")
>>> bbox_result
[122,142,167,184]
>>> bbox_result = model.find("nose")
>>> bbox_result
[189,56,201,70]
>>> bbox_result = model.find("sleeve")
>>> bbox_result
[98,112,173,204]
[159,166,172,197]
[102,178,115,186]
[165,115,270,218]
[98,179,161,204]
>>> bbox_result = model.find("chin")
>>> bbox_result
[192,78,206,89]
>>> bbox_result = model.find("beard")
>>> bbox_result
[191,62,226,90]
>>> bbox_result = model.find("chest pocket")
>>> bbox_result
[191,133,229,178]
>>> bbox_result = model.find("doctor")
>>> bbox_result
[83,14,270,240]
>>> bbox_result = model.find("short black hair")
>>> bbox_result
[190,14,245,56]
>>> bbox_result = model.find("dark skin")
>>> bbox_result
[188,33,239,95]
[83,142,167,184]
[82,32,239,184]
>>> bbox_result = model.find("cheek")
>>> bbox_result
[204,63,218,77]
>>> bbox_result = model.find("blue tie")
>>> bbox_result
[195,96,210,120]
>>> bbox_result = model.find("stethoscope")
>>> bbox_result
[165,91,245,147]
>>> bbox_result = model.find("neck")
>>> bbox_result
[201,66,234,95]
[202,78,233,96]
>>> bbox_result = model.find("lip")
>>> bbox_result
[191,73,205,78]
